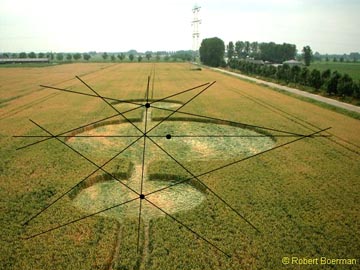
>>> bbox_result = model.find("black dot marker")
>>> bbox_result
[140,194,145,199]
[166,134,171,139]
[145,103,150,108]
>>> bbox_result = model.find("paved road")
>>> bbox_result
[212,68,360,114]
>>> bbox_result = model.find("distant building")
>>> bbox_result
[282,59,303,67]
[247,59,265,65]
[271,63,283,68]
[0,58,50,64]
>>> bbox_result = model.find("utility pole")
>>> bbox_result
[192,5,201,60]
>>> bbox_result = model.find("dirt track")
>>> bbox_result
[212,68,360,114]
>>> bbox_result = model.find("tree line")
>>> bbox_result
[227,40,297,63]
[228,59,360,99]
[0,52,92,61]
[200,38,299,67]
[313,52,360,62]
[200,37,359,100]
[0,50,194,63]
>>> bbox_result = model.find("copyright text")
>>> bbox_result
[282,257,357,265]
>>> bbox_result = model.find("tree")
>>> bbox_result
[250,41,259,57]
[172,51,192,61]
[349,52,360,62]
[117,53,125,61]
[199,37,225,67]
[156,52,161,61]
[227,41,235,60]
[19,52,27,58]
[259,42,296,63]
[66,54,72,61]
[83,53,91,61]
[28,52,36,58]
[138,55,143,62]
[129,54,134,61]
[300,67,310,85]
[290,65,301,83]
[102,52,108,60]
[46,52,54,60]
[235,41,244,58]
[145,52,152,61]
[313,51,321,62]
[302,46,313,66]
[353,81,360,98]
[321,69,331,80]
[337,73,354,96]
[267,65,277,78]
[321,69,331,88]
[111,55,116,61]
[56,53,64,61]
[38,52,45,58]
[73,53,82,60]
[277,64,291,82]
[309,69,322,89]
[327,71,341,95]
[282,43,297,61]
[244,41,250,56]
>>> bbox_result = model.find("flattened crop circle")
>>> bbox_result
[67,101,275,221]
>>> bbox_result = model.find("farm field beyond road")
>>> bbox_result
[1,63,359,270]
[311,61,360,80]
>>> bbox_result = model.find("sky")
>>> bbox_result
[0,0,359,54]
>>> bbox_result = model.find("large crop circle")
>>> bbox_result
[67,109,275,221]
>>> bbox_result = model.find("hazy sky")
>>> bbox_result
[0,0,359,54]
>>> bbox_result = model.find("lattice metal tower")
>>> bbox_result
[192,5,201,53]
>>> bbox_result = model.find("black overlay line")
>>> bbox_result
[23,197,138,240]
[40,84,143,107]
[147,81,216,134]
[145,128,331,199]
[145,198,231,258]
[22,135,143,226]
[29,120,140,196]
[147,136,260,233]
[16,103,144,150]
[137,75,151,252]
[149,106,308,137]
[149,82,210,105]
[75,76,144,135]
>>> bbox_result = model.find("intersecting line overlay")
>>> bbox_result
[16,72,330,259]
